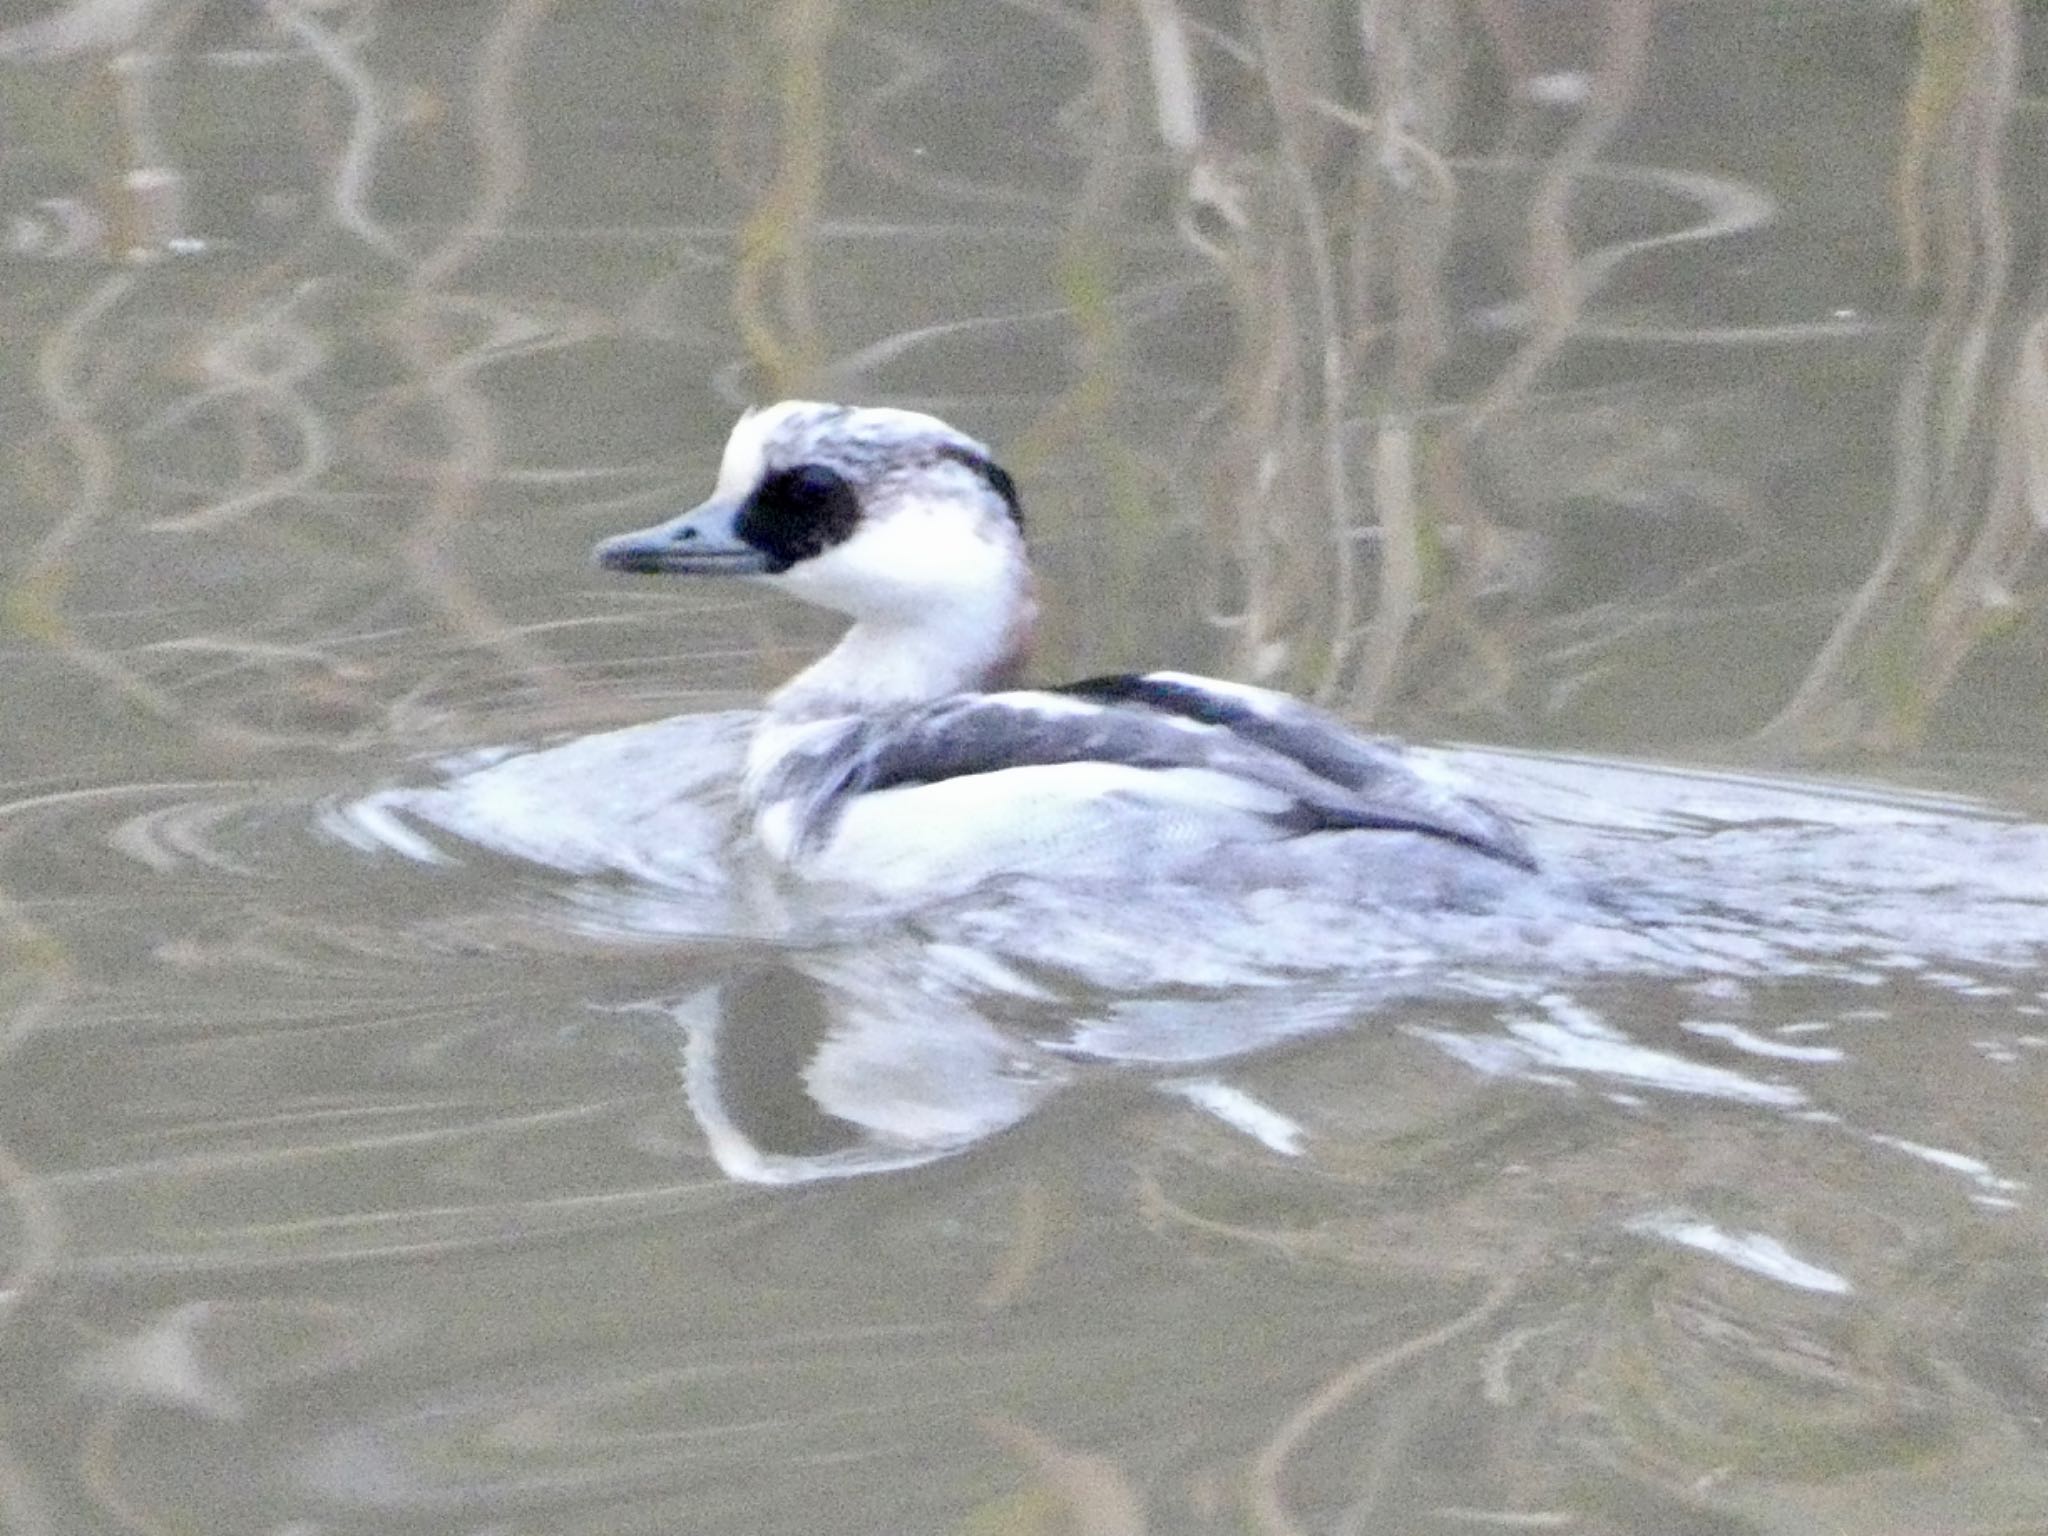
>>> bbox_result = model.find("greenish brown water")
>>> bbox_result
[3,2,2048,1531]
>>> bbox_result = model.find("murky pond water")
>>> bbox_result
[4,1,2048,1531]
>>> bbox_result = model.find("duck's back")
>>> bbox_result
[746,673,1537,901]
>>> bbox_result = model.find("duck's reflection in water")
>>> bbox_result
[353,723,2048,1187]
[654,929,1808,1186]
[675,955,1066,1184]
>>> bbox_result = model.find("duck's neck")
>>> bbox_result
[766,592,1037,723]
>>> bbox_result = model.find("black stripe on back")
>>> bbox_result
[1057,673,1401,796]
[1057,673,1538,870]
[762,688,1538,872]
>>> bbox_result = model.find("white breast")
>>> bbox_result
[759,760,1299,898]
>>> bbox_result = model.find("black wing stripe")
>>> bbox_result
[1060,673,1408,796]
[1058,673,1537,871]
[763,699,1223,855]
[764,686,1537,872]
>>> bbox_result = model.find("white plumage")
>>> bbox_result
[592,401,1536,900]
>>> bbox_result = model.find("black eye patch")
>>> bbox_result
[735,464,861,573]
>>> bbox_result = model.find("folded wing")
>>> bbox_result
[760,676,1536,872]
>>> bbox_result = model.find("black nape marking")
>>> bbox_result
[936,445,1024,529]
[736,463,862,572]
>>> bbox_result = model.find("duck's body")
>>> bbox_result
[595,402,1534,900]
